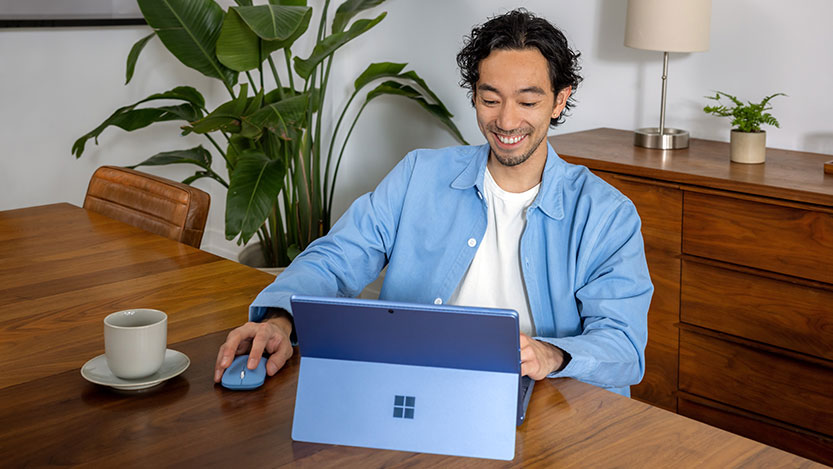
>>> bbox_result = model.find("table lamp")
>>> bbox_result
[625,0,711,149]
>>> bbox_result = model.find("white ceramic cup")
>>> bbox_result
[104,309,167,379]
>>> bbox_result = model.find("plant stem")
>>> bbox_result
[317,0,331,43]
[205,133,228,165]
[284,50,295,92]
[245,71,258,94]
[258,41,264,92]
[323,89,359,206]
[314,55,334,206]
[223,80,236,99]
[268,56,284,100]
[207,169,230,189]
[328,101,369,216]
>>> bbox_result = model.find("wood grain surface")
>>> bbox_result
[0,204,824,467]
[682,191,833,284]
[0,203,274,389]
[549,128,833,207]
[679,393,833,467]
[681,259,833,361]
[0,330,821,468]
[679,329,833,437]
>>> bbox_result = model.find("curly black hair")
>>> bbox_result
[457,9,582,127]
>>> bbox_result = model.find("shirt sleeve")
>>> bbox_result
[537,199,653,389]
[249,152,416,322]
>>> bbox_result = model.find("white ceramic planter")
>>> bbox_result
[238,243,285,276]
[730,130,766,164]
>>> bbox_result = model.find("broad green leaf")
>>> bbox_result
[246,91,313,137]
[293,12,386,79]
[217,9,260,72]
[226,150,286,244]
[270,0,306,6]
[235,5,310,40]
[226,135,256,170]
[244,88,265,115]
[188,84,250,134]
[265,86,300,104]
[398,70,453,117]
[240,88,266,139]
[128,146,213,170]
[217,6,311,72]
[332,0,385,34]
[268,7,312,51]
[353,62,406,91]
[145,86,207,109]
[125,32,156,85]
[234,0,253,5]
[137,0,237,88]
[366,81,467,144]
[261,129,285,161]
[287,243,301,260]
[155,104,203,122]
[73,89,205,158]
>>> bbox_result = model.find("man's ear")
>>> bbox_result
[551,86,572,119]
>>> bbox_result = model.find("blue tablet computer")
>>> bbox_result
[289,295,534,461]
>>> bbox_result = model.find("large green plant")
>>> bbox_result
[73,0,467,267]
[703,91,785,133]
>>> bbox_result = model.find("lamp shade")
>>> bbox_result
[625,0,711,52]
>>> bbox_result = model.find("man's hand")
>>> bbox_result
[520,333,567,380]
[214,315,294,383]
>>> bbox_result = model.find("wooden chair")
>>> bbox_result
[83,166,210,248]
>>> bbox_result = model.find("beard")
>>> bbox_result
[488,128,546,167]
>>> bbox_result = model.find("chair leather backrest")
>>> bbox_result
[83,166,210,248]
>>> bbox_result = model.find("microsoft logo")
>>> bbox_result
[393,395,415,419]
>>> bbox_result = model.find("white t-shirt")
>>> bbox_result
[448,167,540,336]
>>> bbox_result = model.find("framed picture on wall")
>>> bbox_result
[0,0,145,27]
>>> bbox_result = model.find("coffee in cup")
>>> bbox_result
[104,309,167,379]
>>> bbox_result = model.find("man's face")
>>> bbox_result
[474,48,570,168]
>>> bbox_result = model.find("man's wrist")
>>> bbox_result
[553,346,571,373]
[262,307,295,341]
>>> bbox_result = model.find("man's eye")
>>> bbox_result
[482,99,498,105]
[520,102,538,108]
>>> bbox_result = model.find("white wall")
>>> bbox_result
[2,0,831,259]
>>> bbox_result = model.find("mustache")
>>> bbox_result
[486,123,532,136]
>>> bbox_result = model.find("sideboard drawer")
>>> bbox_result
[682,191,833,284]
[679,329,833,436]
[681,260,833,361]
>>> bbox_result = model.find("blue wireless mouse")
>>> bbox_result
[221,355,267,390]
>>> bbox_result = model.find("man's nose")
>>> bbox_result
[496,103,521,131]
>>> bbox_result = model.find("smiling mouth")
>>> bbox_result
[495,133,527,146]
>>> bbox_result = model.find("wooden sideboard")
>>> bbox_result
[550,128,833,465]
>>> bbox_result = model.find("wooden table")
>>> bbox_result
[0,204,824,467]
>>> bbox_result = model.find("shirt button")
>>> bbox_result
[434,298,443,305]
[467,238,477,247]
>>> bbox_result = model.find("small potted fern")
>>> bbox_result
[703,91,785,164]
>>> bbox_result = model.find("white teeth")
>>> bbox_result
[497,134,525,144]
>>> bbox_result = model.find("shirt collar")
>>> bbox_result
[450,142,565,220]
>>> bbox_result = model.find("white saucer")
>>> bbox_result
[81,349,190,390]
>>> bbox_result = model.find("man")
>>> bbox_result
[214,9,652,397]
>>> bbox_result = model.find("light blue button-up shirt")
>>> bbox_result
[251,142,653,396]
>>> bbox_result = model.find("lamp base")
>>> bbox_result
[633,127,689,150]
